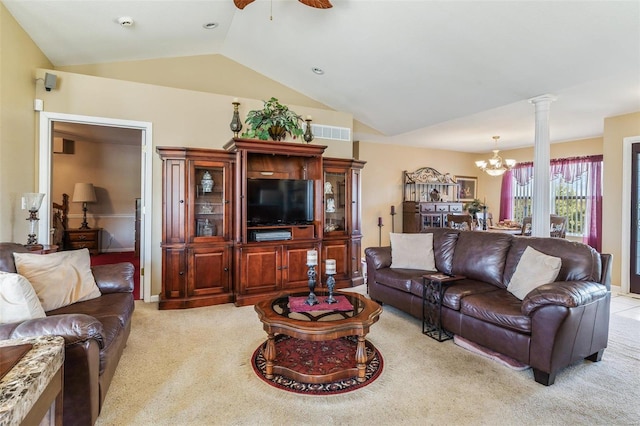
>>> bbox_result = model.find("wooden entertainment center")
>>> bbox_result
[157,139,365,309]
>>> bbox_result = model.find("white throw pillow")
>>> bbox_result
[508,246,562,300]
[390,232,436,270]
[13,249,101,312]
[0,271,46,324]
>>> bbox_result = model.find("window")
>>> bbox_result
[501,155,603,250]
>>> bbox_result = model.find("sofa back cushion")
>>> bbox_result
[503,237,602,286]
[0,243,29,273]
[425,228,460,274]
[451,232,514,288]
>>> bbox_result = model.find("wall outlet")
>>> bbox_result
[34,99,43,111]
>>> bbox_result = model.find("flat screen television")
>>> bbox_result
[246,178,314,226]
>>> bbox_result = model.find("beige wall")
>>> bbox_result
[357,141,478,250]
[0,4,52,242]
[34,69,353,295]
[603,112,640,286]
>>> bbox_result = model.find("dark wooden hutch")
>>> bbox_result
[157,138,365,309]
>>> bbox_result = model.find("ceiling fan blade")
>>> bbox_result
[234,0,256,10]
[298,0,333,9]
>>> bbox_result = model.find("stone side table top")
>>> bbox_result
[0,335,64,426]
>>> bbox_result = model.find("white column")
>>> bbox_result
[528,94,557,237]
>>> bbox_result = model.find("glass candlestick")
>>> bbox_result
[230,100,242,137]
[24,193,45,249]
[303,117,314,143]
[325,259,337,303]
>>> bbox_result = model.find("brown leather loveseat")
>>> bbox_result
[365,228,611,385]
[0,243,134,425]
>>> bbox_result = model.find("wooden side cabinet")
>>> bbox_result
[322,158,366,288]
[157,147,235,309]
[64,228,101,255]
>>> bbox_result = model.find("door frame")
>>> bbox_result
[38,111,154,302]
[622,135,640,295]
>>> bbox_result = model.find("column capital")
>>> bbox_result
[528,94,558,105]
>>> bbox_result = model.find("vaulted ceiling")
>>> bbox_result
[4,0,640,152]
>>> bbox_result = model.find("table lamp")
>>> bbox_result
[72,183,97,229]
[23,192,45,248]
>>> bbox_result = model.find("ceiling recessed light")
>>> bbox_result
[117,16,134,27]
[311,67,325,75]
[203,22,219,29]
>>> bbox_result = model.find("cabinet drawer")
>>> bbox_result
[449,203,464,213]
[435,203,450,212]
[68,231,97,242]
[291,226,314,240]
[420,203,436,212]
[68,241,98,250]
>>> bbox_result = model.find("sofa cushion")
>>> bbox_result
[47,292,135,329]
[507,246,562,300]
[451,232,514,288]
[14,249,102,312]
[373,268,427,294]
[426,228,460,274]
[460,290,531,333]
[438,279,502,311]
[0,271,46,323]
[503,237,601,286]
[390,233,436,270]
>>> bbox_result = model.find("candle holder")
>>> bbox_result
[390,205,396,233]
[305,264,319,306]
[303,117,314,143]
[230,100,242,137]
[378,217,383,246]
[325,273,337,304]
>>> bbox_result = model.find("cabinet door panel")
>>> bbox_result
[163,248,185,299]
[188,247,230,297]
[240,247,280,294]
[351,238,363,283]
[164,160,186,243]
[282,245,316,290]
[322,240,349,281]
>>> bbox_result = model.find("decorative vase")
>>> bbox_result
[201,171,214,193]
[268,125,287,141]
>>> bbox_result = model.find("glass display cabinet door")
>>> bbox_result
[193,164,226,240]
[324,170,347,236]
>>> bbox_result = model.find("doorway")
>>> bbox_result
[631,142,640,294]
[38,112,153,301]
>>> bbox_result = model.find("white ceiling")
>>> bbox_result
[4,0,640,153]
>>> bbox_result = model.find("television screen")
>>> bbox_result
[247,179,314,225]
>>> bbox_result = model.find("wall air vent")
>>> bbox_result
[305,123,351,142]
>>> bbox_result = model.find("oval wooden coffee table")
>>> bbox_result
[254,291,382,384]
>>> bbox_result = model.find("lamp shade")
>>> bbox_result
[72,183,97,203]
[23,193,45,211]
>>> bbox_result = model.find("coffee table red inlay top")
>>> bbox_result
[254,291,382,384]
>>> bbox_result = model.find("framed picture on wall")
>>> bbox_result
[455,176,477,202]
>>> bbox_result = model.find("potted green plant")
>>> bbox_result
[464,198,487,218]
[241,97,304,141]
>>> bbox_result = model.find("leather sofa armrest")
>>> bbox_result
[365,246,391,270]
[92,262,134,294]
[521,281,608,316]
[0,313,105,349]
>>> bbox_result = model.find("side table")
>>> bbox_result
[422,273,465,341]
[64,228,102,255]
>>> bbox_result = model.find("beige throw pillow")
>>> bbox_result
[0,271,46,323]
[13,249,101,312]
[508,246,562,300]
[390,232,436,270]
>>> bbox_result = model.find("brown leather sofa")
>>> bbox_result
[0,243,134,425]
[365,228,612,385]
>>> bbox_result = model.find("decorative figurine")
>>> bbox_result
[201,171,214,193]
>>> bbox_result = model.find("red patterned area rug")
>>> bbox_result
[251,335,383,395]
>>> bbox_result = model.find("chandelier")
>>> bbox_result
[475,136,516,176]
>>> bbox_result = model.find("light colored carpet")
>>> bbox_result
[96,287,640,425]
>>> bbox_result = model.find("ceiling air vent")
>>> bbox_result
[305,123,351,142]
